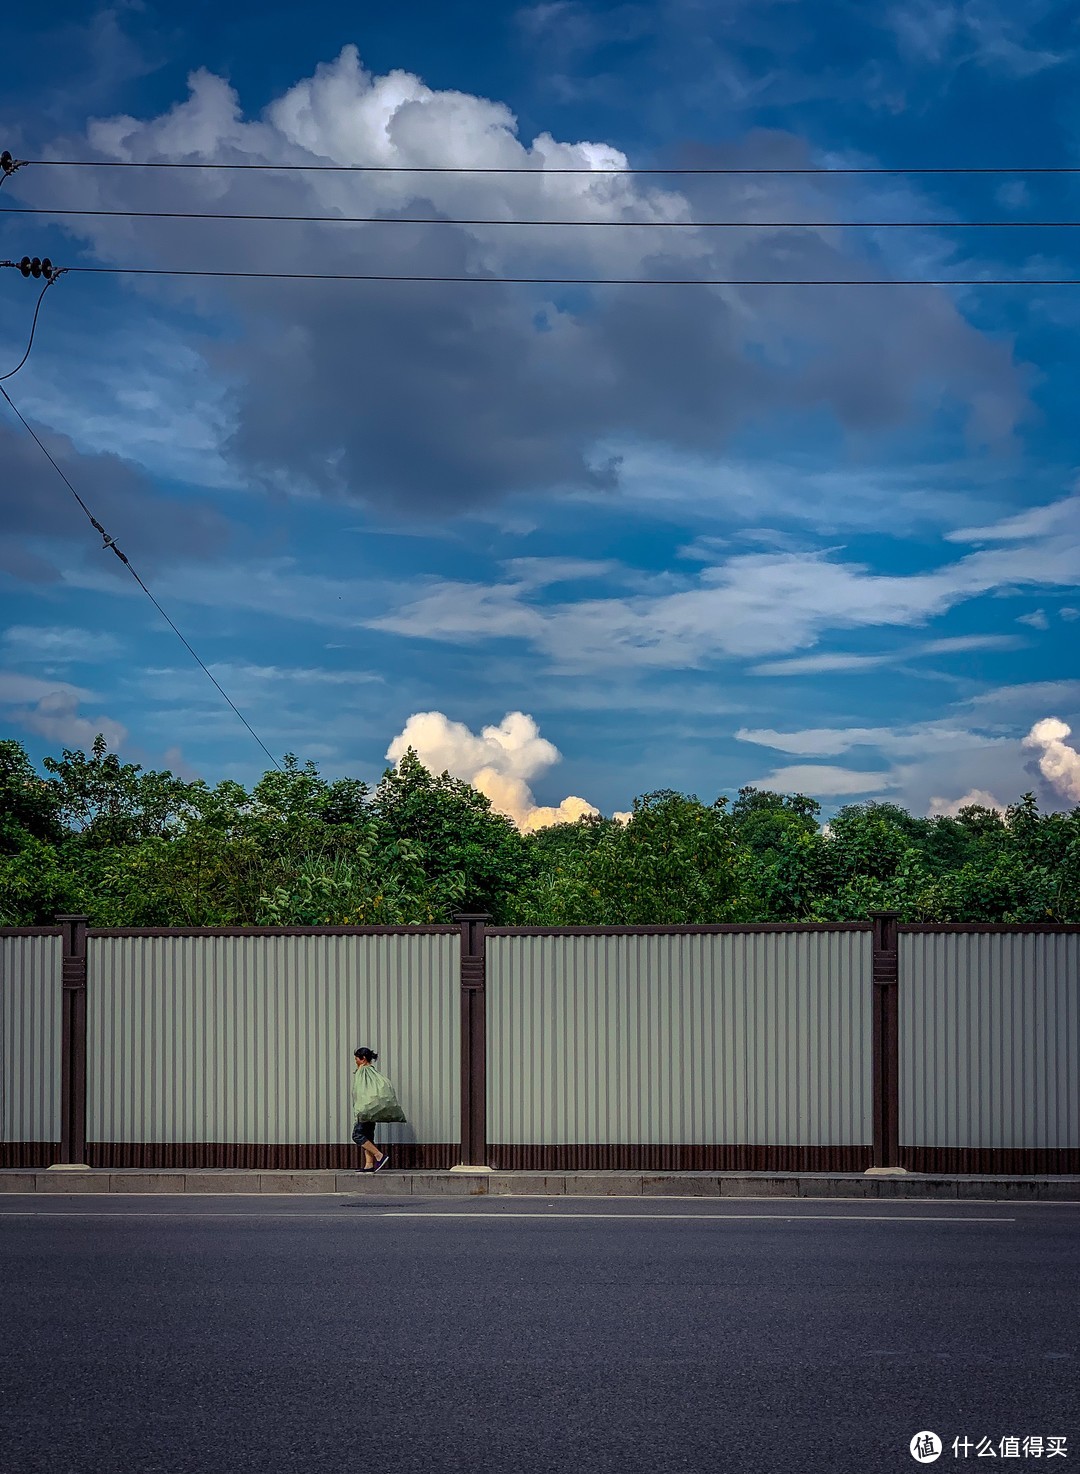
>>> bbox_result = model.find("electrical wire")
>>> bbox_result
[21,159,1080,175]
[0,276,60,381]
[43,265,1080,286]
[0,383,282,771]
[6,206,1080,228]
[6,253,1072,287]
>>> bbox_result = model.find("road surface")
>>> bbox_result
[1,1195,1077,1473]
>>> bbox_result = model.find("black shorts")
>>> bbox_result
[356,1121,376,1145]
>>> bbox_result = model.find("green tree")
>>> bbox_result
[43,735,194,847]
[370,749,530,920]
[4,732,1078,928]
[0,739,63,854]
[728,787,827,920]
[508,790,744,925]
[0,837,74,924]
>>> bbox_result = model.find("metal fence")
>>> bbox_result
[487,929,872,1170]
[86,931,459,1169]
[900,929,1080,1174]
[2,915,1078,1173]
[0,931,61,1166]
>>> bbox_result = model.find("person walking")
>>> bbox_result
[351,1047,405,1172]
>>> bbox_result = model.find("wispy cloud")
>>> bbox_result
[2,626,124,663]
[919,634,1022,653]
[0,669,126,751]
[735,720,1006,757]
[745,763,898,796]
[750,653,890,676]
[966,680,1080,712]
[947,496,1079,544]
[369,491,1080,672]
[887,0,1069,76]
[499,557,620,590]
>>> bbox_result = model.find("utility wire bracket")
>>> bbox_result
[0,150,28,179]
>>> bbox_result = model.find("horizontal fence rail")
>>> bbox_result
[86,932,459,1170]
[0,932,62,1166]
[899,930,1080,1174]
[487,929,874,1172]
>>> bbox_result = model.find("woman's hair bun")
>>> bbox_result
[354,1046,378,1062]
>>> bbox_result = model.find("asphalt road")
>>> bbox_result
[1,1195,1077,1474]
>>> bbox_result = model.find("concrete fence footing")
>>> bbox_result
[1,1169,1078,1201]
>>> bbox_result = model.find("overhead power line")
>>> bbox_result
[17,158,1080,175]
[11,264,1080,286]
[0,268,65,381]
[7,205,1080,228]
[0,383,282,771]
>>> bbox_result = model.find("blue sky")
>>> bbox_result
[2,0,1080,826]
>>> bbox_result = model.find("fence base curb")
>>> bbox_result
[2,1169,1079,1201]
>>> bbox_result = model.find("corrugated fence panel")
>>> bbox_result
[900,932,1080,1151]
[0,935,62,1144]
[87,934,459,1145]
[488,931,871,1147]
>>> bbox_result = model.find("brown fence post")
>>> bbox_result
[870,910,901,1169]
[454,912,491,1168]
[56,914,89,1166]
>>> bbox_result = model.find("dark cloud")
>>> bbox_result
[0,416,234,581]
[218,253,770,514]
[217,226,1024,516]
[19,50,1029,519]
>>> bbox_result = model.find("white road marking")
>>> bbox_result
[0,1210,373,1218]
[384,1211,1017,1222]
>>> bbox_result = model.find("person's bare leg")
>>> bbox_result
[361,1141,380,1170]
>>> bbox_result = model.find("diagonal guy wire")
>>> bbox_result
[0,382,282,770]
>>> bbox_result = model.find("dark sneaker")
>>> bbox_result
[374,1153,390,1172]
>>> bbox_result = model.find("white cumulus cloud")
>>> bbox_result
[1022,717,1080,803]
[927,789,1006,817]
[386,710,605,831]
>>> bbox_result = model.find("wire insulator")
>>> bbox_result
[16,256,59,280]
[0,151,27,187]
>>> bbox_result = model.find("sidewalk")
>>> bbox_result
[3,1169,1078,1199]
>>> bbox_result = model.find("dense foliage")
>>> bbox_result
[1,735,1078,926]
